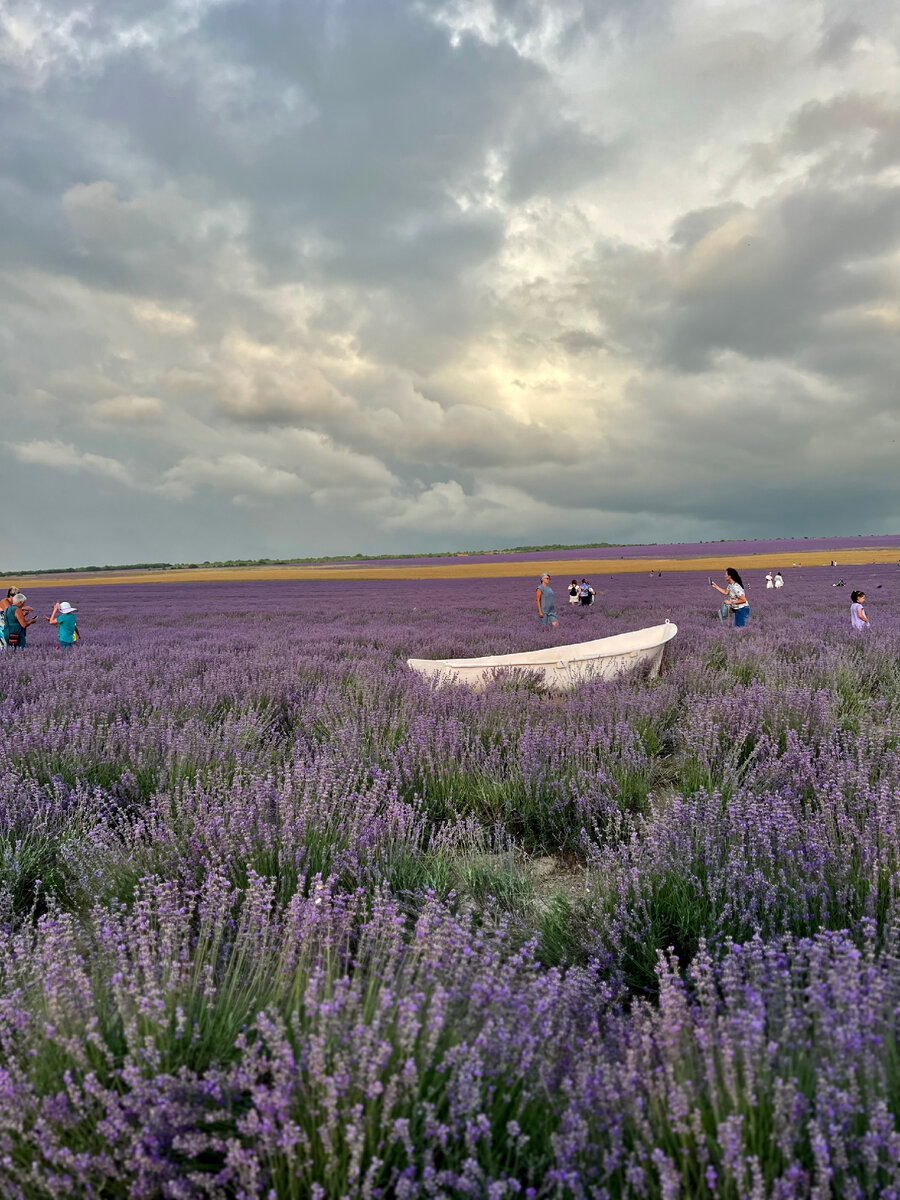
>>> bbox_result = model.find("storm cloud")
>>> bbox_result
[1,0,899,566]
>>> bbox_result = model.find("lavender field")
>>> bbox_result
[2,567,900,1199]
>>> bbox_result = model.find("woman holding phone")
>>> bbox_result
[3,594,36,649]
[710,568,750,627]
[47,601,79,649]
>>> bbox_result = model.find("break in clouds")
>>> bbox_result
[1,0,899,566]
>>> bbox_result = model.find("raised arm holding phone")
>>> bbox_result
[710,568,751,627]
[47,601,79,649]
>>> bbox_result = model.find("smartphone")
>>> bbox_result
[708,577,713,585]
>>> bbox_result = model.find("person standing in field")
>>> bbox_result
[536,574,558,628]
[0,587,18,649]
[47,601,79,650]
[578,578,595,607]
[711,568,750,627]
[4,594,36,649]
[850,591,869,630]
[774,571,784,588]
[568,579,580,606]
[765,572,774,589]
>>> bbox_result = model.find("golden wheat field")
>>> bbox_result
[5,546,899,590]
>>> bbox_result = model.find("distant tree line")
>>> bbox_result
[11,534,875,576]
[5,544,629,576]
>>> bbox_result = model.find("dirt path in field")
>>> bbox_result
[5,546,899,589]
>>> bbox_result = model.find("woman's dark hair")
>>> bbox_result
[725,567,744,587]
[6,588,15,598]
[851,590,864,602]
[571,578,577,584]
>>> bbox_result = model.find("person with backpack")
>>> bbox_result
[4,594,36,649]
[0,587,18,649]
[47,601,79,650]
[567,579,580,607]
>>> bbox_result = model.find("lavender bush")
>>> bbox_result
[1,566,899,1197]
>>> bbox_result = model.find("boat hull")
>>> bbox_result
[407,622,677,691]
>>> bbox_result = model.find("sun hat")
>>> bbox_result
[12,593,26,604]
[58,602,76,614]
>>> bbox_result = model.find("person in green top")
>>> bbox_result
[47,601,78,649]
[4,594,36,649]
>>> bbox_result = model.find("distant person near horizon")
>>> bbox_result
[536,574,558,628]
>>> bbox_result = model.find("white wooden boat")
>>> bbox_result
[408,621,677,691]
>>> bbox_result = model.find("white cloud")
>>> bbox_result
[158,431,401,506]
[131,300,196,334]
[88,395,164,423]
[6,439,136,487]
[158,453,310,501]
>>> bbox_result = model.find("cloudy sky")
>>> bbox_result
[2,0,899,567]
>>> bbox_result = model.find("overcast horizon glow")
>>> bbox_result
[2,0,899,569]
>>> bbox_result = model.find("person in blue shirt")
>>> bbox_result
[47,601,78,649]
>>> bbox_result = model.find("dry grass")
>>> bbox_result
[4,547,898,589]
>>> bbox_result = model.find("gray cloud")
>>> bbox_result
[2,0,900,567]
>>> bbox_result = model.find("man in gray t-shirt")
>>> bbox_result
[536,574,558,627]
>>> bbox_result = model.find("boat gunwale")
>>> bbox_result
[408,622,676,672]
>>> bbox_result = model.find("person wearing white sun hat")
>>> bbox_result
[47,601,79,649]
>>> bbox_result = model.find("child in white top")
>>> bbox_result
[850,591,869,630]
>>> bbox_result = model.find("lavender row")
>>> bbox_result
[1,880,898,1197]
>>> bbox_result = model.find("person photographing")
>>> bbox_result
[47,601,79,649]
[710,568,750,627]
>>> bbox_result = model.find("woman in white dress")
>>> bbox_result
[774,571,784,589]
[765,572,774,589]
